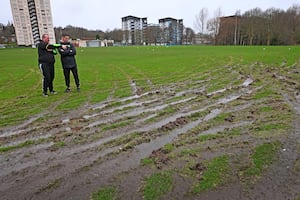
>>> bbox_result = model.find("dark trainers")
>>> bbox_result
[50,91,57,95]
[43,93,48,97]
[65,88,71,93]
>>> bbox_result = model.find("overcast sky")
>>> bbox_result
[1,0,298,31]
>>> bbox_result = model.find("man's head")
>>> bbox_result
[61,34,70,43]
[42,34,50,43]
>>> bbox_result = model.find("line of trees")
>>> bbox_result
[0,22,15,45]
[54,25,123,43]
[195,5,300,45]
[238,5,300,45]
[0,23,124,45]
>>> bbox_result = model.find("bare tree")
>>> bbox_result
[241,8,264,45]
[0,22,15,45]
[234,10,241,45]
[194,8,208,33]
[207,7,222,44]
[145,25,160,45]
[183,27,195,45]
[264,8,277,45]
[287,4,300,44]
[209,4,300,45]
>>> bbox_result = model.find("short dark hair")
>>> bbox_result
[62,33,70,37]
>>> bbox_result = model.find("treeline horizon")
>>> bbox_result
[215,5,300,45]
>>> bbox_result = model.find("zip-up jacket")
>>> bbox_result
[58,42,77,68]
[38,40,59,64]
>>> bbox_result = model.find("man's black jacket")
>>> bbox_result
[58,42,77,68]
[38,40,57,64]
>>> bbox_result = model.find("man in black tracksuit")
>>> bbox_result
[38,34,60,97]
[58,34,80,92]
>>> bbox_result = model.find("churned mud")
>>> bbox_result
[1,64,300,200]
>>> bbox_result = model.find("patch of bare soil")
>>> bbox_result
[1,65,300,200]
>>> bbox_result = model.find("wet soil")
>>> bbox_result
[1,65,300,200]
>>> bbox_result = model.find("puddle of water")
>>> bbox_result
[207,88,227,97]
[87,88,200,124]
[242,78,254,87]
[119,91,154,102]
[85,96,197,129]
[135,108,223,155]
[0,112,47,138]
[79,108,225,186]
[133,83,257,158]
[218,94,242,104]
[85,105,218,152]
[102,99,159,115]
[0,142,54,177]
[170,96,197,105]
[92,104,107,111]
[83,113,100,120]
[92,90,159,111]
[0,129,26,138]
[204,109,222,121]
[206,78,253,98]
[62,119,70,124]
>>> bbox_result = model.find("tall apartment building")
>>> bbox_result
[159,17,183,45]
[10,0,56,46]
[122,15,147,45]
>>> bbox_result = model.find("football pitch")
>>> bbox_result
[1,45,300,199]
[0,45,299,127]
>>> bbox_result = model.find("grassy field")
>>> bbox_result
[0,45,299,127]
[1,45,300,199]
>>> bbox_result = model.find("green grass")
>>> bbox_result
[0,140,36,153]
[242,142,281,178]
[91,186,117,200]
[198,128,241,142]
[253,89,274,100]
[162,143,175,153]
[180,148,199,157]
[192,155,230,193]
[256,123,289,132]
[141,157,155,166]
[143,171,173,200]
[0,46,300,127]
[53,141,66,148]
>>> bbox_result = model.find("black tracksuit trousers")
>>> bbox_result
[63,67,80,88]
[39,63,55,93]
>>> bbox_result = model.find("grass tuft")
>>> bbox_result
[192,155,230,193]
[91,186,117,200]
[243,141,281,177]
[143,171,173,200]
